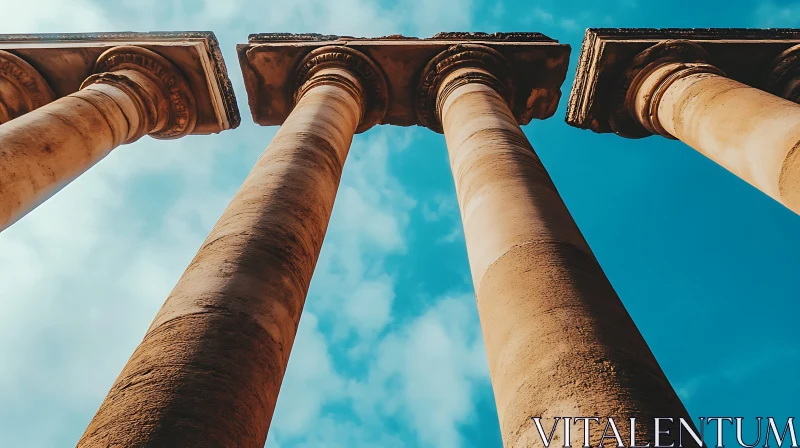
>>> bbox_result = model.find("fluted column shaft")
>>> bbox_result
[78,65,365,447]
[630,60,800,214]
[0,46,196,231]
[438,66,692,447]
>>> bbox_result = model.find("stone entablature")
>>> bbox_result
[0,32,239,132]
[237,32,570,131]
[566,28,800,136]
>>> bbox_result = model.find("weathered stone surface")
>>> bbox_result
[0,31,239,132]
[238,32,569,131]
[566,28,800,134]
[79,47,374,448]
[436,45,695,447]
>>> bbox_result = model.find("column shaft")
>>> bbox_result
[439,69,692,447]
[78,69,363,447]
[0,83,141,229]
[0,45,199,231]
[635,62,800,213]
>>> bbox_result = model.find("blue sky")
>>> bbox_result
[0,0,798,446]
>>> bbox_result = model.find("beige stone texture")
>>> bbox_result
[78,50,371,447]
[434,49,694,447]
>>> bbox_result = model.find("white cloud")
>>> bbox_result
[754,1,800,26]
[346,295,490,448]
[270,313,347,437]
[304,130,415,340]
[675,344,800,402]
[0,0,109,32]
[525,7,582,32]
[344,278,395,335]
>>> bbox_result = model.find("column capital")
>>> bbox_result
[415,44,515,133]
[0,32,238,134]
[292,45,387,133]
[81,45,198,142]
[0,50,54,124]
[611,40,724,138]
[765,44,800,103]
[566,28,800,137]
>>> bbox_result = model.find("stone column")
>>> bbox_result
[78,46,387,448]
[0,45,197,231]
[418,45,694,447]
[620,41,800,214]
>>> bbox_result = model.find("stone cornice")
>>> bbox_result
[0,32,238,134]
[238,33,569,129]
[566,28,800,136]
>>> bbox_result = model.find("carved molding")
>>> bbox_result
[609,40,723,138]
[765,44,800,103]
[430,32,552,42]
[292,46,388,133]
[248,32,553,43]
[415,44,515,133]
[0,50,55,123]
[81,45,198,140]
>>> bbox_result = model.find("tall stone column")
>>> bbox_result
[619,41,800,214]
[418,45,694,447]
[0,45,197,231]
[78,46,387,448]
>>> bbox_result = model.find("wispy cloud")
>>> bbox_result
[675,345,800,402]
[754,1,800,27]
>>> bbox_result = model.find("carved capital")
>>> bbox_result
[609,40,724,138]
[81,46,198,141]
[0,50,54,124]
[765,44,800,103]
[416,44,514,133]
[293,46,387,133]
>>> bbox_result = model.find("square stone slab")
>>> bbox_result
[566,28,800,134]
[237,32,570,128]
[0,32,240,133]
